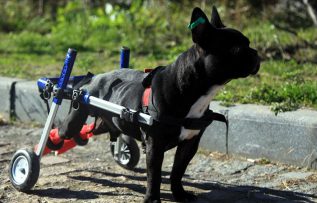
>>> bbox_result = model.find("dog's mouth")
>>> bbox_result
[251,57,261,75]
[224,80,231,85]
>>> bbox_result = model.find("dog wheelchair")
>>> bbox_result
[8,48,153,192]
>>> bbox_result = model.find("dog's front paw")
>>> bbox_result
[173,190,197,202]
[143,196,161,203]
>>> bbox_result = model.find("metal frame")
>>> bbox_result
[35,102,59,158]
[86,96,153,126]
[35,48,77,159]
[35,48,153,160]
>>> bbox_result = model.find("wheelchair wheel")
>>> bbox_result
[110,134,140,170]
[9,149,40,192]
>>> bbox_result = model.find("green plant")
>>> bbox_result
[10,32,52,54]
[0,1,316,114]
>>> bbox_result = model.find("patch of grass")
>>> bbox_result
[242,21,317,63]
[215,60,317,113]
[256,158,271,165]
[298,28,317,42]
[0,50,172,80]
[243,22,295,50]
[0,53,58,79]
[0,1,316,113]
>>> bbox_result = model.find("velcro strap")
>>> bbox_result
[154,109,227,130]
[142,66,164,88]
[183,110,227,129]
[73,72,94,89]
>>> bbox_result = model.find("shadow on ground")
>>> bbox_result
[29,168,317,202]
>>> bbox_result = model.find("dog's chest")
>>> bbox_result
[179,85,223,140]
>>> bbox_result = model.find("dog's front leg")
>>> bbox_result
[144,134,166,203]
[171,132,203,202]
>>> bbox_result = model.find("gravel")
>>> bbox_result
[0,124,317,202]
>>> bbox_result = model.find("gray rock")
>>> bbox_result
[279,171,314,180]
[213,160,254,175]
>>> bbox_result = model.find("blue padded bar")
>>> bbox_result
[120,46,130,69]
[53,48,77,104]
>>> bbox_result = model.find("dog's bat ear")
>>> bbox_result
[189,7,213,45]
[210,6,225,28]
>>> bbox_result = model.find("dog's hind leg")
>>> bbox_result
[93,116,121,141]
[170,132,203,202]
[58,104,89,139]
[91,117,111,135]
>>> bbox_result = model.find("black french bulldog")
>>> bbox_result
[58,6,260,203]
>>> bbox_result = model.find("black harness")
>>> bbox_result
[140,67,229,153]
[141,67,228,129]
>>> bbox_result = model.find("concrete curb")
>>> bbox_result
[201,102,317,169]
[1,77,317,169]
[0,77,74,125]
[0,77,23,120]
[14,80,72,125]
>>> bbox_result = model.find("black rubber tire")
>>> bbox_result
[73,134,89,146]
[46,138,64,150]
[110,134,140,170]
[8,149,40,192]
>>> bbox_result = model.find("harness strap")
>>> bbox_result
[140,68,229,153]
[73,72,94,89]
[141,68,228,129]
[155,109,229,154]
[142,87,151,107]
[155,109,227,129]
[142,66,165,88]
[184,110,226,129]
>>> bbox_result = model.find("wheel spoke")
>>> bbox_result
[119,143,131,165]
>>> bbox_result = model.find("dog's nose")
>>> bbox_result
[256,58,260,69]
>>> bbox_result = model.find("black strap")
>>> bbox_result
[183,110,226,129]
[73,72,94,89]
[39,90,51,116]
[153,109,227,130]
[69,72,94,113]
[154,109,229,154]
[44,98,50,115]
[142,66,165,88]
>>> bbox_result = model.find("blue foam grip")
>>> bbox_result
[37,78,47,90]
[53,48,77,104]
[82,93,90,104]
[120,47,130,69]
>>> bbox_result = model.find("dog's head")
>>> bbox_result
[189,7,260,84]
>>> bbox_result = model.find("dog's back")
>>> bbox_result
[83,69,145,100]
[82,68,148,139]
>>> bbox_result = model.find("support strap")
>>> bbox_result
[155,109,227,130]
[183,110,226,129]
[141,67,229,152]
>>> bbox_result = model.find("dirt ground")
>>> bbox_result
[1,124,317,203]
